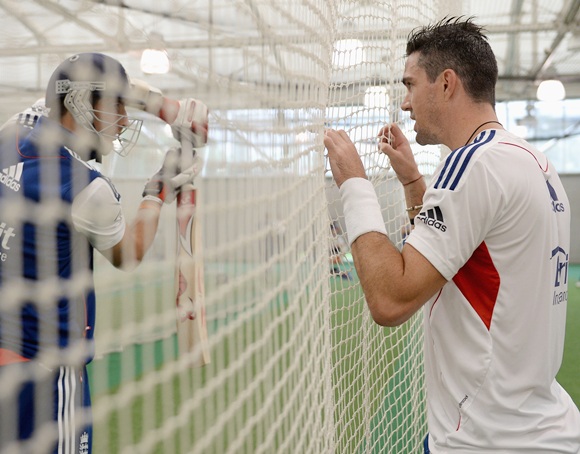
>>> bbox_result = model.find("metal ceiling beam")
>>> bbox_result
[530,0,580,80]
[0,21,577,58]
[34,0,125,51]
[0,0,46,44]
[504,0,525,77]
[0,33,315,57]
[485,22,576,34]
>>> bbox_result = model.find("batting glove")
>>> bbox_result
[166,98,208,148]
[124,81,208,148]
[142,147,202,204]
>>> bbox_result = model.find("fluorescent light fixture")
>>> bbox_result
[364,86,389,108]
[140,49,170,74]
[332,39,365,68]
[536,80,565,101]
[295,131,311,143]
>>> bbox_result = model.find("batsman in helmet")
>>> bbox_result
[0,52,207,453]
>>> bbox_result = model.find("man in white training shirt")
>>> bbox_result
[323,17,580,453]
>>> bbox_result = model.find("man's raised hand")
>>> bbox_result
[160,98,208,148]
[127,79,209,148]
[323,129,367,188]
[377,123,421,185]
[142,147,202,204]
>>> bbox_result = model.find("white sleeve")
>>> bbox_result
[71,177,126,252]
[406,159,501,280]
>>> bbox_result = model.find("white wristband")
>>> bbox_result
[142,195,163,206]
[340,177,388,247]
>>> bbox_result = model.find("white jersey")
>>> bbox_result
[406,129,580,453]
[72,176,126,252]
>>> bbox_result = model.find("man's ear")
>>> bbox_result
[440,69,458,100]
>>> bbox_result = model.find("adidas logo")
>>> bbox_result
[0,163,23,192]
[415,206,447,232]
[16,112,41,129]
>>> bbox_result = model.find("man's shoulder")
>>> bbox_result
[432,129,500,191]
[433,129,547,192]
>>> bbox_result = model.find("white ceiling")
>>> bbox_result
[471,0,580,100]
[1,0,580,122]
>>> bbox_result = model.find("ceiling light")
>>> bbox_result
[332,39,365,68]
[140,33,170,74]
[536,80,565,102]
[364,86,389,108]
[140,48,170,74]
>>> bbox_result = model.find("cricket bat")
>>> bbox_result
[175,145,210,366]
[126,79,210,364]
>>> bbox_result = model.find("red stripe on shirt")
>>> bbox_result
[452,242,500,330]
[498,141,548,172]
[0,348,30,365]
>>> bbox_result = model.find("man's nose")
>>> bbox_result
[118,106,129,126]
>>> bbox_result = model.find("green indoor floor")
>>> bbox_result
[557,264,580,406]
[87,264,580,453]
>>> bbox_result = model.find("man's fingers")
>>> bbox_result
[323,128,340,151]
[378,137,396,157]
[377,123,412,158]
[378,123,396,141]
[324,128,351,150]
[337,129,350,140]
[323,129,334,149]
[377,123,405,145]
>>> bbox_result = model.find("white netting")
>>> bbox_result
[0,0,456,453]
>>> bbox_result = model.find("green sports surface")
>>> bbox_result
[87,264,580,453]
[557,264,580,408]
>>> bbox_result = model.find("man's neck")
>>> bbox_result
[445,104,501,150]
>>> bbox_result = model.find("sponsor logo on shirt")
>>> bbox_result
[0,163,23,192]
[415,206,447,232]
[0,221,16,262]
[79,431,90,454]
[546,181,565,213]
[551,246,568,305]
[16,112,42,129]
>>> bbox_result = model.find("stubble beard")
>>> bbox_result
[414,128,438,146]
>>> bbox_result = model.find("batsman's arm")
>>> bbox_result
[125,79,209,148]
[103,147,199,270]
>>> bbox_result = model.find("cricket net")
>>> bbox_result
[0,0,454,453]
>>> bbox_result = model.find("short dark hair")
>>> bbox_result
[406,16,498,105]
